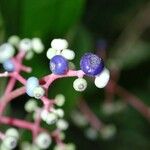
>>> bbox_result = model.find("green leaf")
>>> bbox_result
[20,0,85,38]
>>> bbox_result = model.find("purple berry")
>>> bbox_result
[80,53,104,76]
[2,59,15,72]
[50,55,69,75]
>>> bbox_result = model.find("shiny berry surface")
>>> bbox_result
[50,55,69,75]
[80,53,104,76]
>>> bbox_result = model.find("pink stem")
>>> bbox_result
[0,87,26,116]
[43,70,85,89]
[78,99,104,131]
[0,116,44,132]
[115,82,150,121]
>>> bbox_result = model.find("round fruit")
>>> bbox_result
[80,53,104,76]
[50,55,69,75]
[2,59,15,72]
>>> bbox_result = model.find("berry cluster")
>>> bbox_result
[0,37,110,149]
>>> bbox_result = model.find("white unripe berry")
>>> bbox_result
[94,68,110,88]
[19,38,32,51]
[100,124,116,139]
[61,49,75,60]
[25,51,34,60]
[25,99,38,112]
[35,132,51,149]
[21,142,32,150]
[8,35,20,47]
[55,94,65,107]
[33,86,45,99]
[51,39,68,50]
[73,78,87,92]
[46,48,57,59]
[46,112,58,125]
[41,110,49,121]
[32,38,44,53]
[0,143,11,150]
[55,109,64,118]
[3,136,18,149]
[5,128,19,139]
[0,43,15,63]
[84,128,98,140]
[56,119,69,130]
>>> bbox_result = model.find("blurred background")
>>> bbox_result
[0,0,150,149]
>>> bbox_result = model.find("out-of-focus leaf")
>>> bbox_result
[0,12,5,43]
[20,0,85,38]
[0,0,85,38]
[109,41,150,69]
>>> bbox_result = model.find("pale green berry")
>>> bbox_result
[5,128,19,139]
[55,94,65,107]
[94,68,110,88]
[0,43,15,63]
[100,124,116,139]
[0,143,11,150]
[3,136,18,149]
[46,112,58,125]
[25,99,38,113]
[32,38,44,54]
[35,132,51,149]
[46,48,57,59]
[25,51,34,60]
[73,78,87,92]
[55,109,64,118]
[8,35,20,47]
[33,86,45,99]
[51,39,68,50]
[56,119,69,130]
[84,127,98,140]
[19,38,32,51]
[41,110,49,121]
[61,49,75,60]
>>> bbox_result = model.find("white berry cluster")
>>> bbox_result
[40,94,68,131]
[0,128,19,150]
[46,39,75,61]
[8,35,44,59]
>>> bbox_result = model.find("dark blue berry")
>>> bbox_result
[80,53,104,76]
[2,59,15,72]
[50,55,69,75]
